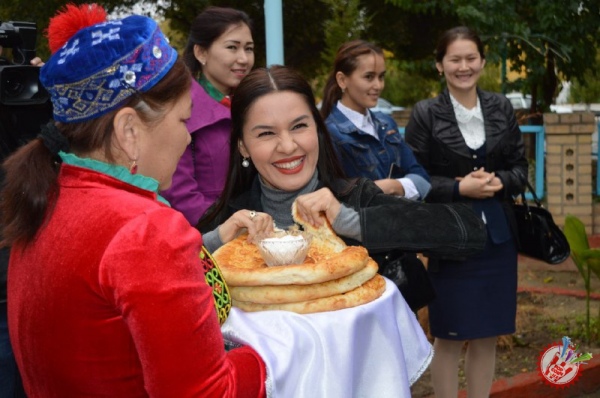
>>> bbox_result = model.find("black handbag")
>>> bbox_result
[512,179,570,264]
[378,251,436,312]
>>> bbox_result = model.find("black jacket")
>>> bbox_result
[405,88,528,241]
[199,176,487,262]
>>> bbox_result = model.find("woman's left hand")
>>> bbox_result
[294,188,342,227]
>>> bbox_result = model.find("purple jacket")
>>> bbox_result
[161,79,231,225]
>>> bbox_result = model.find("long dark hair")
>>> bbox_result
[320,40,384,119]
[183,6,254,79]
[1,58,191,247]
[199,65,346,228]
[435,26,485,63]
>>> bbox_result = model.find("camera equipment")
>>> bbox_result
[0,21,52,162]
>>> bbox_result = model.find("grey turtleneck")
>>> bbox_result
[260,171,320,229]
[203,171,362,252]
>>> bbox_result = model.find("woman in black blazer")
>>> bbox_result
[405,26,528,398]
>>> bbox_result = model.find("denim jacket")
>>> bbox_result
[325,107,430,199]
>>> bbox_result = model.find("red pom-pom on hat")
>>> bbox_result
[46,3,107,54]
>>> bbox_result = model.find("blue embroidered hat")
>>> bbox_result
[40,11,177,123]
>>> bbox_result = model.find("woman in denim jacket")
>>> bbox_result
[320,40,430,201]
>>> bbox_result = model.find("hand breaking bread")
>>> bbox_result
[211,201,385,313]
[290,201,347,254]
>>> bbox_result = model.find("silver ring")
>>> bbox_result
[249,210,257,220]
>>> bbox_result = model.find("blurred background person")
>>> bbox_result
[320,40,430,200]
[405,26,527,398]
[0,44,43,398]
[161,7,255,225]
[1,4,266,396]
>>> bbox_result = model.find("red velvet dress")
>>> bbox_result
[8,164,266,397]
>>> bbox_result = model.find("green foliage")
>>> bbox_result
[477,62,502,94]
[570,52,600,103]
[2,0,598,107]
[385,0,600,112]
[320,0,368,70]
[0,0,141,60]
[563,214,600,344]
[570,76,600,104]
[381,58,438,107]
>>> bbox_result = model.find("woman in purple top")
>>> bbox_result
[161,7,255,225]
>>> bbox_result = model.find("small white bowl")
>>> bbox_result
[257,233,311,266]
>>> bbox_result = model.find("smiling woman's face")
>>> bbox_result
[437,38,485,96]
[238,91,319,191]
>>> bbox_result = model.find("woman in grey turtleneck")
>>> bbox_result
[197,65,488,311]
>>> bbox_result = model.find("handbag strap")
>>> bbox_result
[516,172,542,208]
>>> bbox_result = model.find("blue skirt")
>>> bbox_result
[428,236,518,340]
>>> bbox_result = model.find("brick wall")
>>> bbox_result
[593,202,600,235]
[544,112,596,234]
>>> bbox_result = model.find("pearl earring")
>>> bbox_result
[242,157,250,168]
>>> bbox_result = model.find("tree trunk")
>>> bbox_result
[542,51,557,111]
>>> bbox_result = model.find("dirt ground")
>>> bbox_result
[410,256,600,398]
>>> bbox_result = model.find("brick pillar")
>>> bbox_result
[544,112,596,234]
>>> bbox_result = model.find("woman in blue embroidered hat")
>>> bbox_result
[0,4,266,396]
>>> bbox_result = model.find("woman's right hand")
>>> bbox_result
[217,210,274,244]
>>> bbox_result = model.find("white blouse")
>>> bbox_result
[450,94,486,150]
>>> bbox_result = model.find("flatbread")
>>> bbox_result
[291,201,347,254]
[213,234,369,287]
[232,274,386,314]
[230,258,379,304]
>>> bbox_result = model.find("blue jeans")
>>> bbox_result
[0,302,25,398]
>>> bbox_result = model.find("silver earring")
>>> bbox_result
[242,157,250,168]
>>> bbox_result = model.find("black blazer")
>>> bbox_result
[405,88,528,241]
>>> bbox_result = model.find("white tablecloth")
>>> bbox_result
[221,278,432,397]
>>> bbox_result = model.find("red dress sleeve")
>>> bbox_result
[98,207,266,397]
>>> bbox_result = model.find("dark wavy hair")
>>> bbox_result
[435,26,485,63]
[199,65,346,228]
[320,40,384,119]
[183,6,254,79]
[1,58,191,247]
